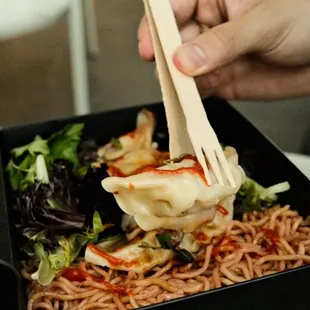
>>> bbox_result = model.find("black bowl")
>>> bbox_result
[1,97,309,310]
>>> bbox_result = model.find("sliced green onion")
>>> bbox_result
[260,181,290,199]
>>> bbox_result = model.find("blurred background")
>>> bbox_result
[0,0,309,155]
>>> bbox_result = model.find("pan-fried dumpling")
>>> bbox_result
[194,195,235,241]
[102,147,245,232]
[95,109,169,176]
[85,231,174,273]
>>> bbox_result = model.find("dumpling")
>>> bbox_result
[97,109,155,161]
[102,147,245,232]
[84,231,174,273]
[107,149,168,177]
[95,109,169,176]
[192,195,235,241]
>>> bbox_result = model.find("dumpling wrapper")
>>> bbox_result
[196,195,235,240]
[102,147,245,232]
[85,231,173,273]
[96,109,169,176]
[97,109,155,161]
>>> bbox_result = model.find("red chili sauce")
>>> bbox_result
[260,228,280,253]
[134,155,208,185]
[216,205,229,216]
[60,267,128,295]
[87,243,135,268]
[192,232,209,242]
[212,236,240,256]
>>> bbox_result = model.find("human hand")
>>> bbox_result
[138,0,310,101]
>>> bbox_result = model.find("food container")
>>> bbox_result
[1,97,309,310]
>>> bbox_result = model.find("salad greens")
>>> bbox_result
[29,213,106,286]
[235,177,290,214]
[6,124,121,286]
[85,211,105,243]
[7,124,85,192]
[28,211,127,286]
[31,243,58,286]
[48,123,84,169]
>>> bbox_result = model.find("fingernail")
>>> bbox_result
[174,44,207,74]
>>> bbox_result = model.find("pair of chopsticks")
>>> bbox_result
[143,0,236,187]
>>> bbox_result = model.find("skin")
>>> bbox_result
[138,0,310,101]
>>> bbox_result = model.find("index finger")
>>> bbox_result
[138,0,197,61]
[138,16,154,61]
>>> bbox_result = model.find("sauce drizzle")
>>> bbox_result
[61,267,128,295]
[260,228,280,253]
[108,155,208,186]
[87,244,134,268]
[134,155,208,185]
[192,232,209,241]
[216,205,229,216]
[212,236,240,256]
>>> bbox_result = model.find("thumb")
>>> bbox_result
[173,14,263,76]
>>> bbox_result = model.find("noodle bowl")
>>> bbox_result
[23,205,310,310]
[9,110,308,309]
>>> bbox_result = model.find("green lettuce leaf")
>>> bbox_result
[48,124,84,169]
[6,123,85,191]
[11,135,49,158]
[48,234,89,270]
[32,243,58,286]
[32,233,89,286]
[6,155,36,191]
[29,211,107,286]
[85,211,105,243]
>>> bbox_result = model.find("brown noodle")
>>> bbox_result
[23,205,310,310]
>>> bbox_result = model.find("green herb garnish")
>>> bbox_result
[110,137,122,150]
[156,232,174,249]
[164,153,190,165]
[139,231,194,264]
[174,249,194,264]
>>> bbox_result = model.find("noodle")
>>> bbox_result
[23,205,310,310]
